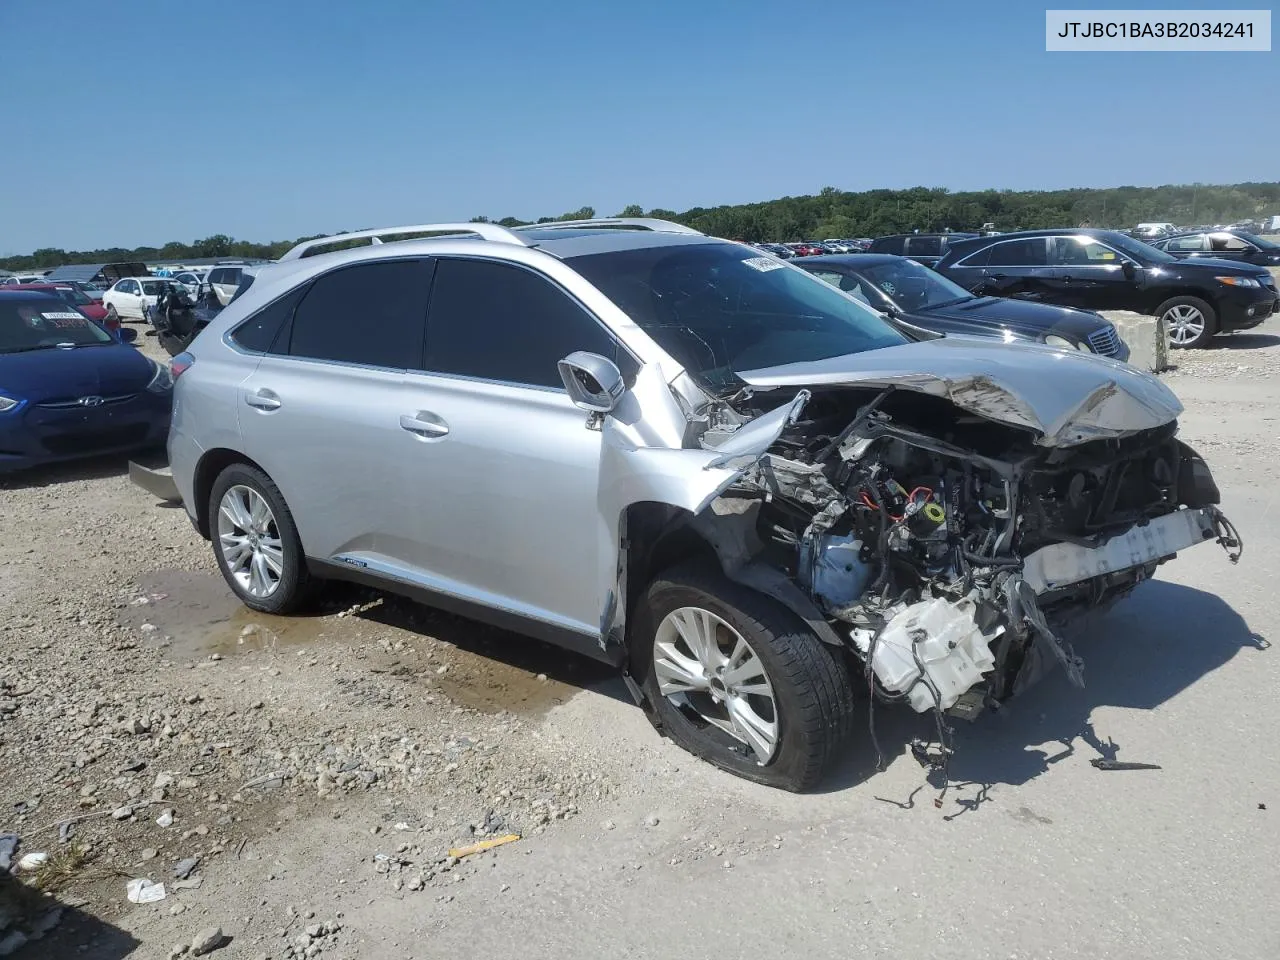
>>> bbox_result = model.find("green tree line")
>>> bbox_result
[6,181,1279,271]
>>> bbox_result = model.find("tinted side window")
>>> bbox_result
[231,287,304,353]
[906,236,941,256]
[424,259,617,389]
[1168,235,1206,252]
[870,237,905,255]
[986,238,1047,267]
[288,259,433,368]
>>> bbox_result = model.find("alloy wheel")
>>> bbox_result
[1164,304,1206,345]
[653,606,779,764]
[217,485,285,598]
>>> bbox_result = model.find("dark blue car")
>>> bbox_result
[0,291,173,473]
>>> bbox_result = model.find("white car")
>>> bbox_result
[205,265,250,306]
[170,271,206,300]
[102,276,175,321]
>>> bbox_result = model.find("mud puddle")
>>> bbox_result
[120,569,330,658]
[119,572,623,716]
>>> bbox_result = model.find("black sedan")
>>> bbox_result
[1151,230,1280,268]
[795,254,1130,361]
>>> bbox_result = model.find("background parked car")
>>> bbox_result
[170,270,207,299]
[1130,222,1177,241]
[867,233,978,268]
[2,282,118,332]
[205,265,250,305]
[935,228,1280,348]
[1151,230,1280,268]
[0,290,170,472]
[754,243,795,259]
[102,276,172,322]
[1,275,47,286]
[796,253,1128,360]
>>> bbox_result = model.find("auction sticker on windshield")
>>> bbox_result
[743,257,785,272]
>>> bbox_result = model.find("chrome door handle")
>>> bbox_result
[400,413,449,438]
[245,389,282,411]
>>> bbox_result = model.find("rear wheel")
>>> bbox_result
[209,463,313,614]
[633,562,855,792]
[1158,295,1217,349]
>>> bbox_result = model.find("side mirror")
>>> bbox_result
[118,327,138,343]
[1121,260,1138,278]
[557,351,625,414]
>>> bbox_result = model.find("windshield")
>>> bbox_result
[1105,232,1176,264]
[566,242,908,393]
[0,300,113,353]
[52,287,93,305]
[857,259,974,310]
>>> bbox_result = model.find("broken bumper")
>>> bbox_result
[1020,507,1231,595]
[128,460,182,503]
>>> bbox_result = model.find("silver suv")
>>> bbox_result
[132,219,1240,791]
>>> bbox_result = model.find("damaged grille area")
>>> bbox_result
[706,386,1240,767]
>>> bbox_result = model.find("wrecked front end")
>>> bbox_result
[679,347,1241,760]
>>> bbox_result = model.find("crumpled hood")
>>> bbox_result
[737,338,1183,447]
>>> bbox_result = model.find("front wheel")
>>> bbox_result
[633,562,855,791]
[1158,295,1217,349]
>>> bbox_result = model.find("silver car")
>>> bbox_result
[132,218,1241,791]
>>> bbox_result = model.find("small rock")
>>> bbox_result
[644,814,660,827]
[194,825,210,837]
[167,945,188,960]
[157,811,175,828]
[169,903,186,916]
[209,654,223,662]
[601,820,616,831]
[141,848,158,861]
[536,674,548,682]
[190,926,224,956]
[173,857,200,880]
[112,806,134,821]
[407,876,423,892]
[17,851,49,871]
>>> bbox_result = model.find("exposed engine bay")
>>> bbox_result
[699,384,1242,765]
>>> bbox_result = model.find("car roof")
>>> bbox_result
[0,289,61,301]
[874,232,978,241]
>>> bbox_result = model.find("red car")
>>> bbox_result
[4,283,117,333]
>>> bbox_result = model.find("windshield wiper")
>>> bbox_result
[923,296,978,309]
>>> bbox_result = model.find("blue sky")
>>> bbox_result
[1,0,1276,253]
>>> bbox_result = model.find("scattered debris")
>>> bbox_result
[1090,758,1162,771]
[126,877,168,904]
[447,833,521,859]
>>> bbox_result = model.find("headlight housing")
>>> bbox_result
[1043,334,1089,352]
[0,392,20,413]
[145,360,174,394]
[1216,276,1259,288]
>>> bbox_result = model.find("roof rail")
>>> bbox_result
[516,217,703,236]
[278,223,530,261]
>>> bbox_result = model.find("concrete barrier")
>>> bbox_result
[1100,310,1169,373]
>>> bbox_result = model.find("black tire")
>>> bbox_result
[632,561,855,792]
[1156,295,1217,349]
[208,463,314,615]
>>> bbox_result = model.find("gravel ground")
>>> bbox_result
[3,318,1279,959]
